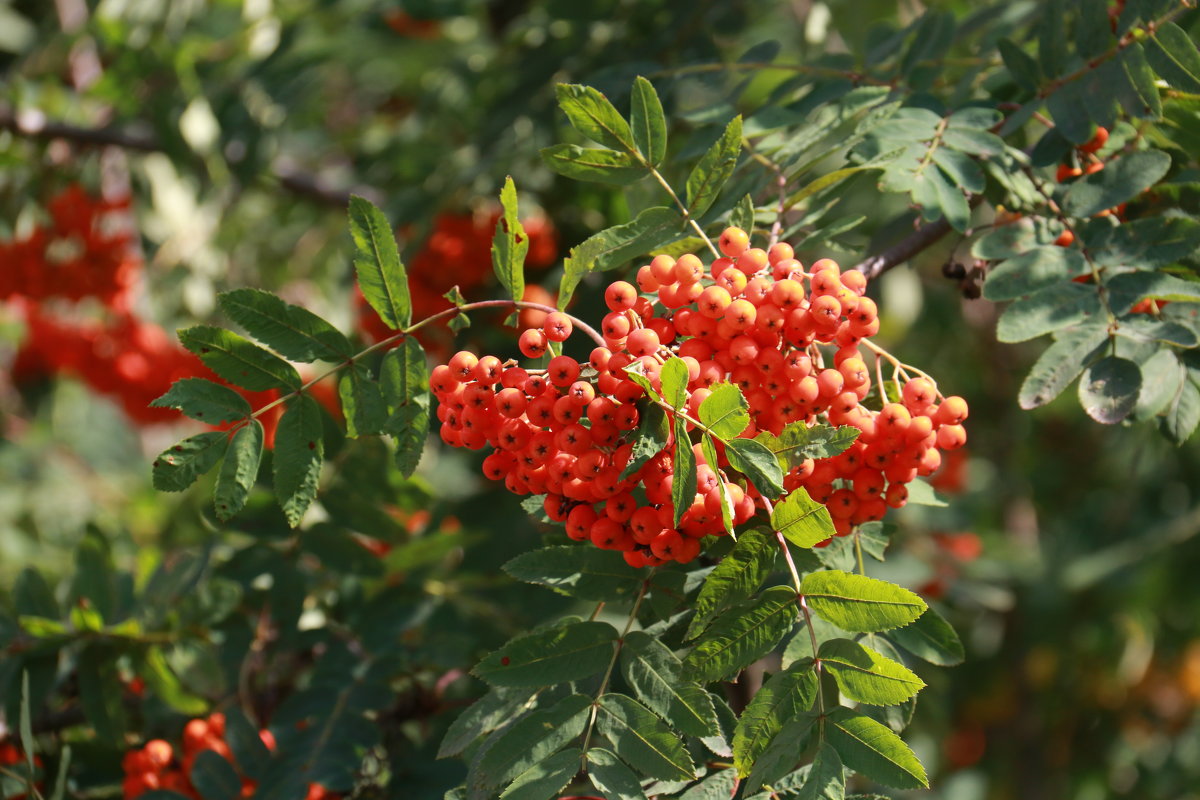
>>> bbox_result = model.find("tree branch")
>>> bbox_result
[850,196,984,281]
[0,109,380,208]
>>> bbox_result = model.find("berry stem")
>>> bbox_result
[645,166,721,259]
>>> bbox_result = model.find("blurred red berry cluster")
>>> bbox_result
[0,739,42,800]
[122,713,333,800]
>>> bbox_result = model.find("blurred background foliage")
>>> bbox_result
[0,1,1199,799]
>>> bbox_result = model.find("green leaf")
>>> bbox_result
[1108,271,1200,312]
[587,748,648,800]
[595,693,694,781]
[772,489,837,549]
[996,283,1105,343]
[1145,22,1200,93]
[903,478,947,508]
[1018,326,1110,409]
[50,745,71,800]
[796,743,845,800]
[19,671,34,775]
[698,383,750,440]
[743,714,817,794]
[1075,0,1114,59]
[818,639,925,705]
[684,586,799,683]
[1063,150,1172,217]
[218,288,353,362]
[474,620,618,686]
[686,116,744,218]
[757,423,859,469]
[500,748,580,800]
[19,616,67,637]
[998,37,1041,92]
[621,631,719,738]
[559,206,683,308]
[1162,379,1200,444]
[153,432,228,492]
[824,708,928,789]
[223,708,271,780]
[621,403,669,481]
[1136,349,1187,418]
[800,571,926,633]
[273,395,325,527]
[1118,43,1162,118]
[439,687,538,759]
[556,83,637,153]
[302,523,385,577]
[141,646,208,714]
[786,165,879,209]
[339,363,387,438]
[541,144,647,185]
[150,378,252,424]
[687,528,777,639]
[1078,355,1142,424]
[661,356,690,411]
[214,421,263,521]
[725,438,784,498]
[190,750,245,800]
[503,546,645,602]
[631,76,667,166]
[492,176,529,306]
[888,606,965,666]
[931,148,984,194]
[732,662,817,776]
[15,568,58,619]
[179,326,302,391]
[349,195,410,329]
[983,247,1091,302]
[730,193,755,234]
[1045,80,1093,144]
[1117,318,1197,348]
[672,415,697,528]
[381,336,431,477]
[939,127,1005,156]
[78,645,126,741]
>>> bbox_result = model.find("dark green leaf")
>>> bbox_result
[730,194,755,234]
[818,639,925,705]
[78,645,126,741]
[19,672,34,775]
[1063,150,1171,217]
[153,432,228,493]
[223,708,271,780]
[687,528,777,639]
[800,570,926,633]
[931,148,984,194]
[725,438,785,498]
[500,748,580,800]
[1162,379,1200,443]
[631,76,668,166]
[190,751,244,800]
[492,176,529,306]
[1108,271,1200,312]
[556,83,637,152]
[1075,0,1114,59]
[218,288,353,362]
[559,207,683,308]
[698,383,749,440]
[339,363,387,438]
[273,395,324,527]
[474,621,618,686]
[439,687,538,759]
[302,523,385,577]
[889,606,965,666]
[1078,355,1142,424]
[621,631,719,737]
[349,195,410,329]
[621,403,669,481]
[732,662,817,775]
[151,378,252,424]
[179,326,302,391]
[797,743,845,800]
[672,415,697,527]
[1045,81,1093,144]
[503,546,645,601]
[587,747,648,800]
[772,489,837,549]
[214,421,263,521]
[541,144,647,184]
[1018,326,1110,409]
[14,568,58,619]
[998,38,1041,92]
[684,586,799,682]
[596,693,694,781]
[824,708,928,789]
[996,283,1105,343]
[983,247,1091,302]
[1118,43,1162,118]
[686,116,743,218]
[1145,22,1200,93]
[381,337,431,477]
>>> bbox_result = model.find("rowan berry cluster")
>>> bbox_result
[357,210,558,347]
[0,739,41,800]
[0,184,140,308]
[121,713,331,800]
[430,227,967,567]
